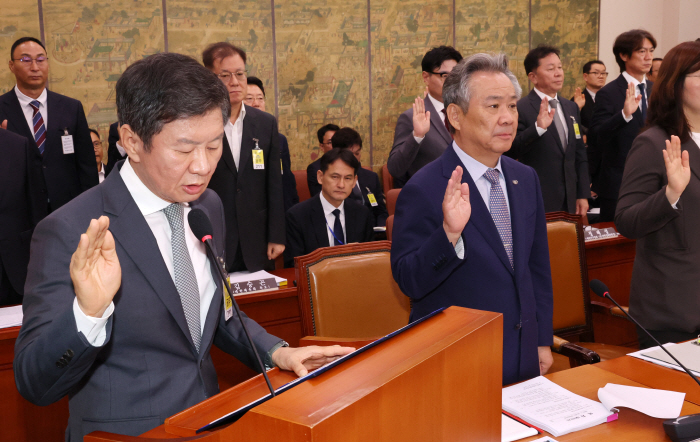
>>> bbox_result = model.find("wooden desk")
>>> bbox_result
[585,222,638,347]
[520,364,700,441]
[0,268,302,442]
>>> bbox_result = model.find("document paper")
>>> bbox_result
[502,413,538,442]
[598,383,684,419]
[643,340,700,374]
[0,305,22,329]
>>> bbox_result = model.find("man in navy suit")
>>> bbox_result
[14,53,352,441]
[391,53,553,385]
[0,37,98,212]
[590,29,656,222]
[507,45,590,215]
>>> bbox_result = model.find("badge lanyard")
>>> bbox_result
[324,217,345,245]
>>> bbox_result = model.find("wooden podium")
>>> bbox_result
[85,306,503,442]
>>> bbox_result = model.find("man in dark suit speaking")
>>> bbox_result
[391,53,554,385]
[14,53,353,441]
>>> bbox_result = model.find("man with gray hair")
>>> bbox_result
[391,53,554,385]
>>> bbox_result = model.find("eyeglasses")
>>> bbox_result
[217,71,247,83]
[588,71,609,77]
[427,71,450,79]
[92,141,102,148]
[13,56,48,65]
[245,95,265,104]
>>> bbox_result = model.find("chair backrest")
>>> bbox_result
[386,215,394,241]
[293,170,310,202]
[294,241,410,338]
[381,164,394,193]
[386,188,401,216]
[546,212,594,342]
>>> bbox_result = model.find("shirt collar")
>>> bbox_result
[15,85,47,108]
[533,87,558,101]
[233,104,247,125]
[622,71,647,88]
[586,88,597,102]
[319,191,345,216]
[451,141,504,184]
[427,93,444,112]
[120,157,182,216]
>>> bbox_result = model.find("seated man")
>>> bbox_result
[285,148,374,267]
[307,123,339,196]
[308,127,388,227]
[89,129,106,183]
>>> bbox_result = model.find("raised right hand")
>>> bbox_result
[536,96,555,130]
[412,96,431,139]
[573,87,586,110]
[70,216,121,317]
[623,82,642,119]
[442,166,471,246]
[664,135,690,205]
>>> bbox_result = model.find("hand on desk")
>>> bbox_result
[539,346,553,375]
[272,345,356,377]
[70,216,121,318]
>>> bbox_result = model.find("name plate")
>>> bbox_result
[584,227,619,242]
[229,278,277,295]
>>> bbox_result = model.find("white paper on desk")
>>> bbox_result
[502,413,538,442]
[643,340,700,374]
[228,270,286,286]
[0,305,23,329]
[598,383,684,419]
[628,344,700,377]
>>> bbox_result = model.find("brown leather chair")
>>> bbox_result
[386,215,394,241]
[381,164,393,193]
[546,212,632,373]
[294,241,410,340]
[386,189,400,216]
[293,170,310,202]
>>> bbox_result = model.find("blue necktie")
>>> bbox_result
[483,169,513,268]
[332,208,344,246]
[638,83,647,122]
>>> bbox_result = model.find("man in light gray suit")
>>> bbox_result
[387,46,462,187]
[14,53,353,441]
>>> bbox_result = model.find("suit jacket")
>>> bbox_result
[589,74,652,199]
[105,121,125,177]
[390,144,553,385]
[279,133,299,212]
[570,88,594,136]
[207,105,285,272]
[507,89,590,213]
[0,129,47,301]
[14,164,282,441]
[387,96,452,186]
[0,89,98,211]
[615,126,700,333]
[284,194,374,267]
[307,161,388,227]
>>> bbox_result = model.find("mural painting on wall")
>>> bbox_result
[0,0,599,171]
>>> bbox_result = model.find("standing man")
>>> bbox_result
[507,45,590,216]
[590,29,656,222]
[572,60,608,133]
[391,53,553,385]
[0,37,98,211]
[307,123,340,196]
[387,46,462,187]
[90,129,106,183]
[14,53,353,441]
[203,42,285,272]
[285,148,374,267]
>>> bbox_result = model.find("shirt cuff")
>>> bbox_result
[622,109,633,123]
[413,133,425,144]
[535,124,547,136]
[454,237,465,260]
[265,340,289,370]
[73,298,114,347]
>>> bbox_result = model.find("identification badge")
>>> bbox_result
[570,117,581,139]
[223,285,233,321]
[280,159,283,174]
[61,129,74,154]
[367,191,378,207]
[252,138,264,169]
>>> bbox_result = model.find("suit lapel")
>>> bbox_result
[102,170,198,353]
[238,107,255,180]
[425,96,451,144]
[220,134,238,176]
[560,99,576,157]
[501,160,528,275]
[310,195,331,247]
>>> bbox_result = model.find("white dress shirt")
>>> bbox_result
[98,165,105,183]
[15,85,48,134]
[319,192,347,245]
[450,142,510,259]
[586,88,597,102]
[224,104,247,169]
[74,158,217,346]
[533,87,568,139]
[413,93,444,144]
[621,71,649,123]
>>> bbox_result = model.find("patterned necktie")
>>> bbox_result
[482,169,513,268]
[638,83,647,122]
[332,208,344,246]
[548,98,568,151]
[29,100,46,155]
[162,203,201,352]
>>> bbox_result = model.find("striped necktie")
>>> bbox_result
[483,168,513,268]
[29,100,46,154]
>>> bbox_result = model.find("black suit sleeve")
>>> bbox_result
[266,119,285,246]
[284,208,305,268]
[73,104,99,191]
[572,105,591,199]
[105,122,122,176]
[307,162,321,197]
[25,137,48,226]
[279,135,299,211]
[507,101,542,159]
[368,172,388,226]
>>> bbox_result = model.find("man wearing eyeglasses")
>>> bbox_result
[307,124,340,196]
[0,37,98,212]
[571,60,608,135]
[203,42,285,273]
[387,46,463,187]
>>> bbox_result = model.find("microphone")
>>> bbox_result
[188,208,276,397]
[589,280,700,442]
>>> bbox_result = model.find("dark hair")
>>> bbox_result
[202,42,246,69]
[11,37,46,59]
[647,41,700,142]
[247,76,265,96]
[330,127,362,149]
[317,123,340,143]
[613,29,657,72]
[422,46,463,73]
[89,128,100,139]
[524,44,560,75]
[582,60,605,74]
[116,52,231,150]
[319,148,360,175]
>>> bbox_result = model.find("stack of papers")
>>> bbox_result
[228,270,287,287]
[598,383,684,419]
[628,343,700,377]
[0,305,23,329]
[502,376,615,437]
